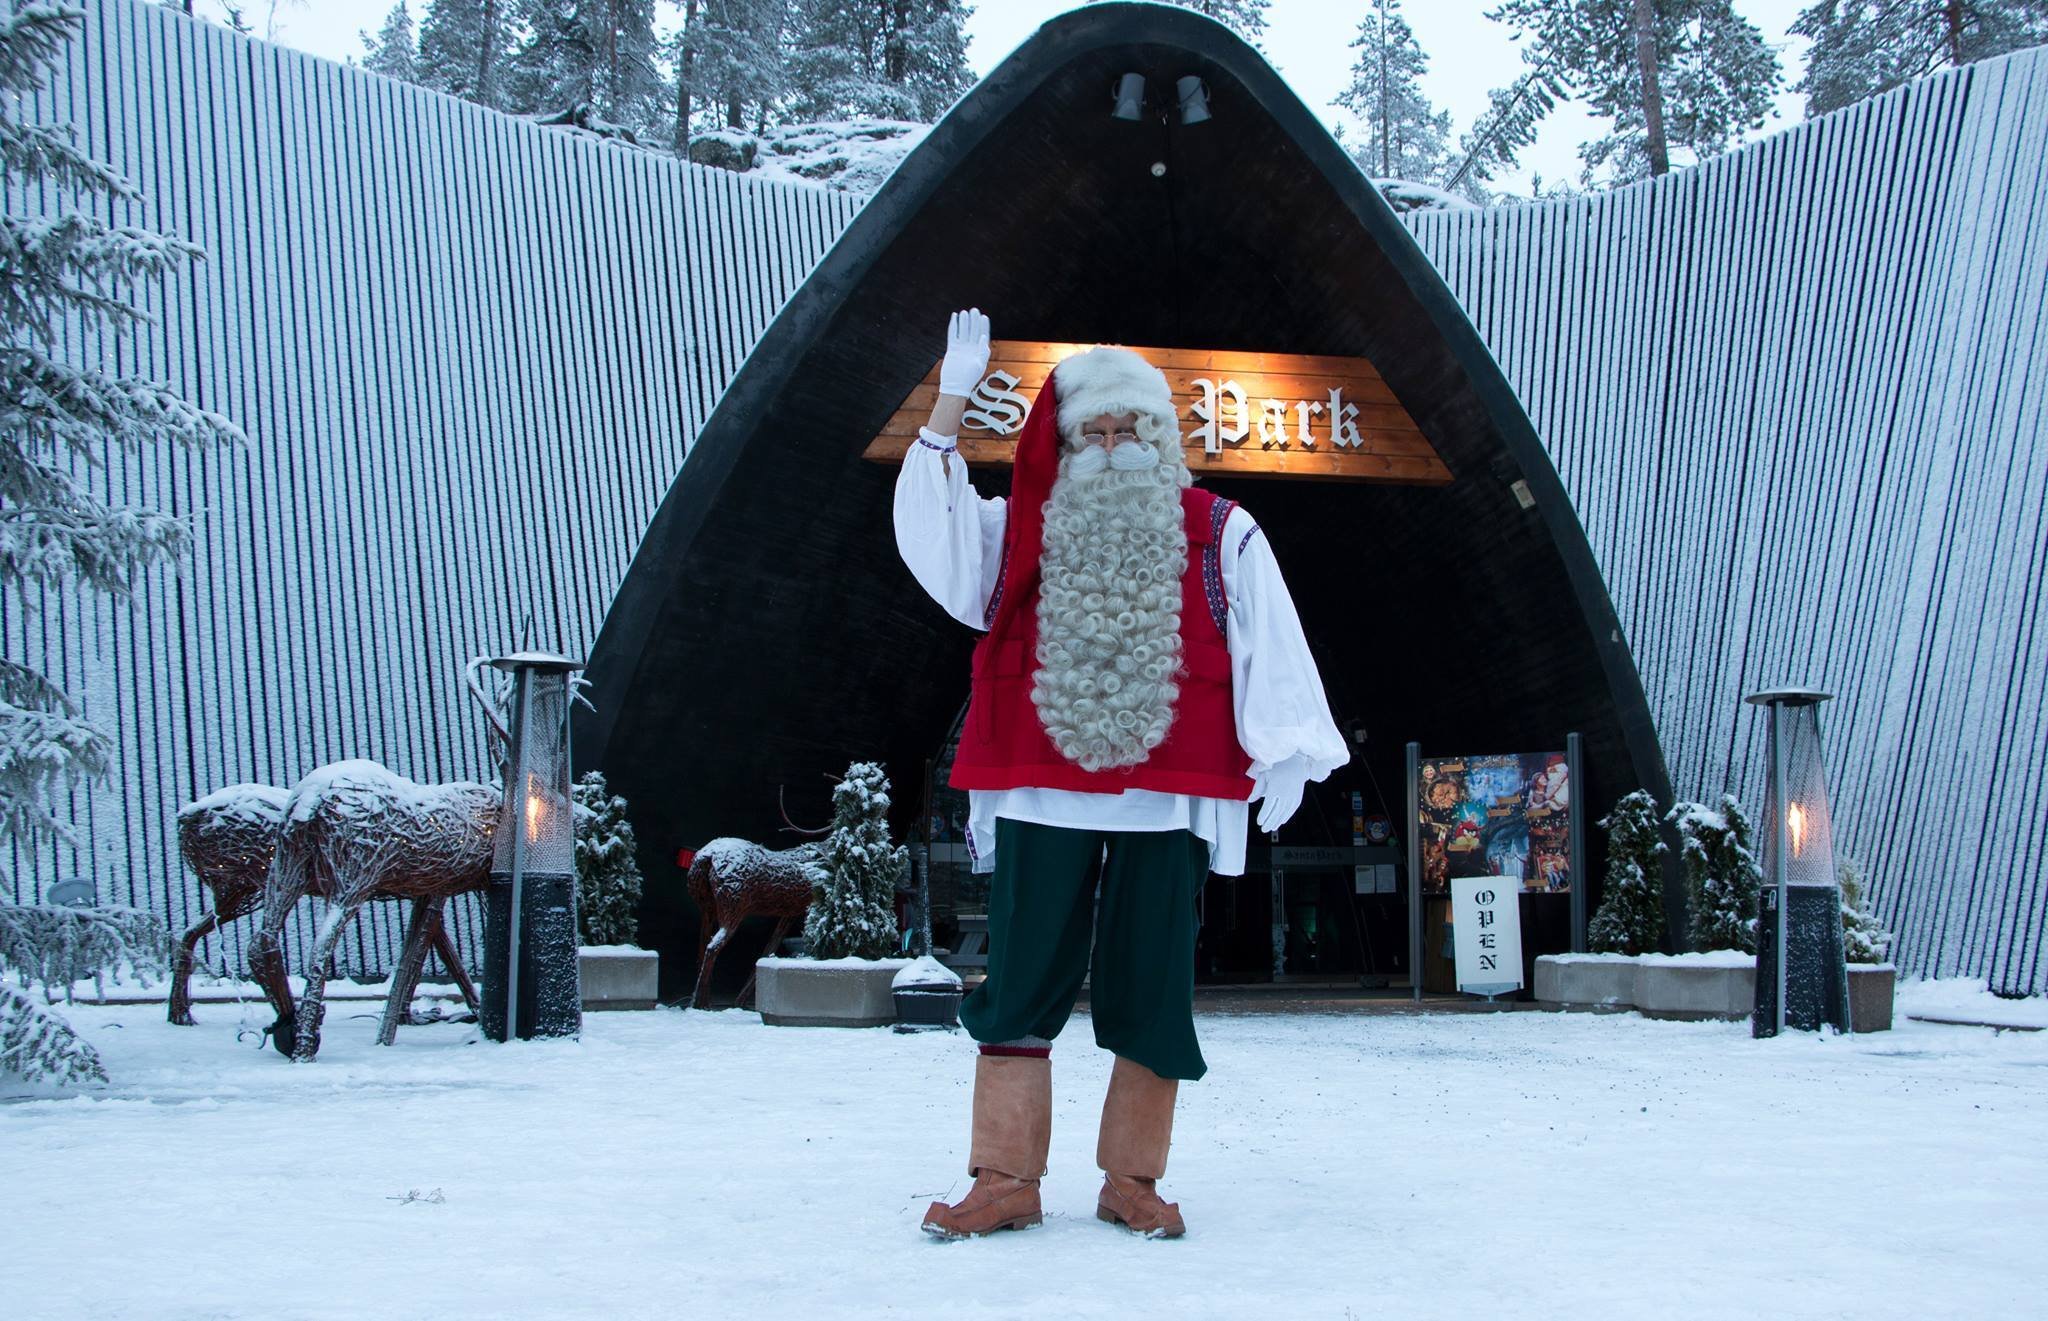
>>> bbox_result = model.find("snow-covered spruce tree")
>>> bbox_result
[675,0,790,146]
[1836,852,1893,965]
[803,761,906,960]
[781,0,972,122]
[1587,790,1667,955]
[361,2,422,84]
[1333,0,1454,185]
[1471,0,1782,187]
[572,770,643,947]
[0,2,236,1085]
[1665,794,1762,952]
[1793,1,2048,116]
[504,0,666,141]
[416,0,513,106]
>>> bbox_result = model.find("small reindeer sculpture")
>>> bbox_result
[687,835,829,1010]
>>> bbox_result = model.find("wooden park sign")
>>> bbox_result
[861,341,1452,485]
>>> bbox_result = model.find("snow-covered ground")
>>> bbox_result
[4,983,2043,1319]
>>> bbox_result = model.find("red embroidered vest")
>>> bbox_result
[947,486,1256,799]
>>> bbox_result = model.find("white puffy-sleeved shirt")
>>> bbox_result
[894,426,1350,876]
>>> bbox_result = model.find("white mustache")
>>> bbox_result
[1067,441,1161,478]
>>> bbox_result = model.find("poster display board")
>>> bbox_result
[1417,752,1572,895]
[1450,877,1525,994]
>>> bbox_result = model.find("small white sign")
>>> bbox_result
[1451,876,1524,994]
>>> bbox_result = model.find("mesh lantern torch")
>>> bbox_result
[482,651,584,1042]
[1744,685,1852,1036]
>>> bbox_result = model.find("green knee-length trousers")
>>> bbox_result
[959,815,1210,1082]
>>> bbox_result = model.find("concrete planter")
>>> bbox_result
[755,956,915,1028]
[578,945,659,1011]
[1535,952,1758,1020]
[1533,955,1638,1008]
[1847,963,1896,1032]
[1633,960,1756,1020]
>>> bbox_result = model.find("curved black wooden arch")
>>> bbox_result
[578,2,1679,992]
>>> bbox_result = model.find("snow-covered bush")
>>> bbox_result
[1588,790,1667,956]
[1,899,168,1086]
[1666,794,1762,953]
[1837,853,1893,965]
[0,2,240,1086]
[803,761,906,960]
[573,770,643,947]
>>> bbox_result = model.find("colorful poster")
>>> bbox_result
[1417,751,1571,895]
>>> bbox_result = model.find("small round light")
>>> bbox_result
[1150,161,1167,178]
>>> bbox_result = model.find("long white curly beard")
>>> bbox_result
[1031,441,1188,771]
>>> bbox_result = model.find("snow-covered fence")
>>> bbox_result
[10,0,2043,995]
[0,0,862,980]
[1408,46,2048,995]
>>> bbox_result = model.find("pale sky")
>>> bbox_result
[196,0,1814,195]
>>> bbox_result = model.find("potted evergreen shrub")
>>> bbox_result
[1839,853,1896,1032]
[1630,794,1763,1018]
[754,761,913,1027]
[1536,790,1665,1009]
[573,771,657,1010]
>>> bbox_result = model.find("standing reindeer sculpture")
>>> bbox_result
[249,657,559,1060]
[688,784,845,1010]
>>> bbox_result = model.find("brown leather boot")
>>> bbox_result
[1094,1054,1186,1238]
[921,1052,1051,1238]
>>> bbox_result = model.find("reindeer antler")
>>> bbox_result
[777,782,833,836]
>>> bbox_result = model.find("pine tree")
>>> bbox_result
[1792,1,2048,116]
[782,0,972,122]
[505,0,666,137]
[803,761,906,960]
[1588,790,1667,955]
[1468,0,1782,188]
[1332,0,1453,183]
[679,0,788,142]
[1666,794,1762,953]
[1836,853,1893,964]
[0,2,233,1084]
[362,2,421,83]
[1091,0,1269,47]
[572,770,644,947]
[417,0,513,106]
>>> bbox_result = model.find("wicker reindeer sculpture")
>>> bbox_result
[249,658,530,1060]
[171,785,478,1027]
[686,834,829,1010]
[168,785,287,1026]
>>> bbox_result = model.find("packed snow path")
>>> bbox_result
[4,994,2042,1318]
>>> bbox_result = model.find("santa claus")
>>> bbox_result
[895,308,1347,1239]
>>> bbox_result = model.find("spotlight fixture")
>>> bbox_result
[1176,74,1211,125]
[1111,72,1146,121]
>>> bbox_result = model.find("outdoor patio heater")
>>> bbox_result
[1744,685,1851,1036]
[481,651,585,1042]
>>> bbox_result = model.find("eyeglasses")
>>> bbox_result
[1081,431,1139,447]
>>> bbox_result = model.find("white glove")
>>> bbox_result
[1253,755,1311,834]
[938,307,991,398]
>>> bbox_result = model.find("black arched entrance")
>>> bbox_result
[578,3,1677,1000]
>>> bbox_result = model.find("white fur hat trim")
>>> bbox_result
[1052,345,1178,437]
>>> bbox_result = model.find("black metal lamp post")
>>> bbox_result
[1745,685,1851,1036]
[481,651,584,1042]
